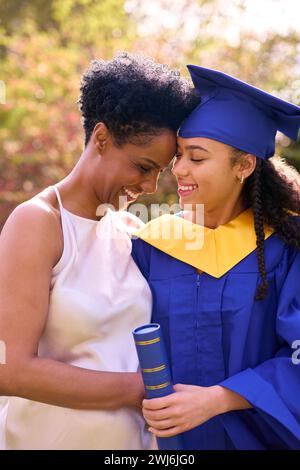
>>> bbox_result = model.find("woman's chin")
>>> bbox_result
[108,194,128,211]
[179,195,199,207]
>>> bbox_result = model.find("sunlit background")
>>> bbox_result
[0,0,299,228]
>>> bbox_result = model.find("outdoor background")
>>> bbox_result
[0,0,300,229]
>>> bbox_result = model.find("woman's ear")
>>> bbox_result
[92,122,110,152]
[238,154,257,179]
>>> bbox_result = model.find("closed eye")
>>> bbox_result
[136,164,152,174]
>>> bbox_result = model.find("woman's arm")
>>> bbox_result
[0,202,143,410]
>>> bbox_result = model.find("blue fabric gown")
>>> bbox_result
[131,232,300,450]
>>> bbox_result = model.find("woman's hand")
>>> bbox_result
[142,383,251,437]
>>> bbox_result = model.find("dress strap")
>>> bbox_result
[52,185,64,210]
[51,185,68,230]
[50,185,78,277]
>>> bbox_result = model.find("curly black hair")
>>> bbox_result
[231,149,300,300]
[78,52,199,147]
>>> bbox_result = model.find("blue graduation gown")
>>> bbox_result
[131,233,300,450]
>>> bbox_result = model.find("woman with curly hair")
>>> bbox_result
[0,52,197,450]
[132,66,300,449]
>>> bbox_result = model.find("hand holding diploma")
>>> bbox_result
[133,323,183,450]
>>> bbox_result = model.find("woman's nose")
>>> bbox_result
[171,158,189,177]
[141,172,159,194]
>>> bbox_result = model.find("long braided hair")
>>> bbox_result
[231,150,300,300]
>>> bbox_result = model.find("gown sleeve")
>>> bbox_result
[219,248,300,449]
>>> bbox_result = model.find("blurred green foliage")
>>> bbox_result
[0,0,299,228]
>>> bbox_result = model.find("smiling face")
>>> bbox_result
[173,137,255,215]
[91,127,176,211]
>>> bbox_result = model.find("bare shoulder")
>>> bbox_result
[0,188,64,366]
[0,187,63,268]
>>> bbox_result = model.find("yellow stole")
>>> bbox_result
[134,207,274,278]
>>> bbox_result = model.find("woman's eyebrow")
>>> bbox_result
[140,158,161,169]
[185,145,210,153]
[176,144,210,153]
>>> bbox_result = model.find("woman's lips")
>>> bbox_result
[122,186,141,201]
[177,184,198,197]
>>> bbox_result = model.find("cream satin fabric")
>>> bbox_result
[0,187,154,450]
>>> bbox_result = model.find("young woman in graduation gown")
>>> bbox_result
[132,66,300,450]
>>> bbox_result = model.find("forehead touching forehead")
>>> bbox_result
[177,136,233,156]
[130,130,176,167]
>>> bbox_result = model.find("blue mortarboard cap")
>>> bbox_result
[179,65,300,159]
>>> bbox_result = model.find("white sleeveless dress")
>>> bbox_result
[0,186,154,450]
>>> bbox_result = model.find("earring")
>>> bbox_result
[240,175,245,184]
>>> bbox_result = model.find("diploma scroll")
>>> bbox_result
[133,323,183,450]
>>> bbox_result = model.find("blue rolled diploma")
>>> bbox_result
[133,323,183,450]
